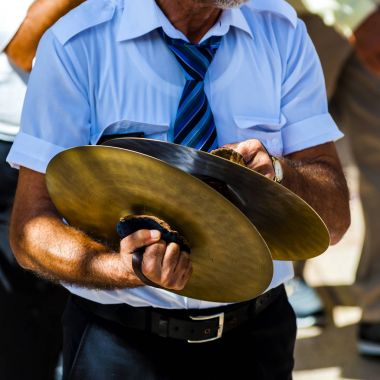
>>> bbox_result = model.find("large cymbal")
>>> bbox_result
[103,138,330,261]
[46,146,273,303]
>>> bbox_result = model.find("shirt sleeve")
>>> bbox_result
[7,29,91,173]
[0,1,34,51]
[280,19,343,155]
[287,0,377,37]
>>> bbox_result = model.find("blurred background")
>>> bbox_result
[286,2,380,379]
[294,138,380,380]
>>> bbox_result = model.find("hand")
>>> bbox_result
[224,139,275,179]
[351,9,380,75]
[119,230,192,290]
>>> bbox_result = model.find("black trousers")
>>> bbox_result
[62,287,297,380]
[0,140,67,380]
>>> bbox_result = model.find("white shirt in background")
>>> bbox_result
[0,1,33,142]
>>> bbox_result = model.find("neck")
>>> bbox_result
[156,0,222,43]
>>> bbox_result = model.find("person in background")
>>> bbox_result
[0,1,83,379]
[287,0,380,357]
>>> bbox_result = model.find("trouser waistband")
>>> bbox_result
[72,285,285,343]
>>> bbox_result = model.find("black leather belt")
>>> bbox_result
[72,285,285,343]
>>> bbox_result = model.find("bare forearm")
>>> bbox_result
[10,168,142,289]
[11,211,140,289]
[282,154,350,244]
[5,0,84,71]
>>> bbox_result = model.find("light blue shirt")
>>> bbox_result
[7,0,343,308]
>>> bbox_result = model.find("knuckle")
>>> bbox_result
[147,241,166,256]
[162,276,175,289]
[168,278,184,290]
[164,247,180,264]
[168,242,180,252]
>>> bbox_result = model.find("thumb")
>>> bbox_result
[120,229,161,254]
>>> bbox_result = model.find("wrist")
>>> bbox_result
[88,250,143,289]
[277,158,297,189]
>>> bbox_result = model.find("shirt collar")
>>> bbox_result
[116,0,253,43]
[116,0,161,42]
[245,0,297,29]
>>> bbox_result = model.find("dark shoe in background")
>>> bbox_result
[358,322,380,357]
[286,277,326,328]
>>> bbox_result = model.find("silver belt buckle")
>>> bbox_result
[187,312,225,343]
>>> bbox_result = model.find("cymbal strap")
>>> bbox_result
[116,216,191,253]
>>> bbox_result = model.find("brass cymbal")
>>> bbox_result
[103,138,330,261]
[46,146,273,303]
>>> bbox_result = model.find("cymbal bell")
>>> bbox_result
[103,138,330,261]
[46,146,273,303]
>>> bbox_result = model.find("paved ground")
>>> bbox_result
[293,140,380,380]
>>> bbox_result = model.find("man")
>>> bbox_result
[0,1,83,379]
[287,0,380,356]
[7,0,350,378]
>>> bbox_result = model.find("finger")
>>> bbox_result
[246,151,274,178]
[164,250,192,290]
[141,240,167,281]
[120,229,161,254]
[161,242,182,279]
[173,252,192,286]
[173,251,191,275]
[233,140,266,165]
[161,245,191,290]
[175,258,193,290]
[234,140,262,157]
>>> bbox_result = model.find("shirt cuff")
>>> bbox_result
[6,132,66,173]
[282,113,344,155]
[0,1,33,51]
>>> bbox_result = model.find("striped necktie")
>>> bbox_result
[160,31,223,151]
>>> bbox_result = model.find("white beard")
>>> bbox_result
[213,0,248,8]
[196,0,248,9]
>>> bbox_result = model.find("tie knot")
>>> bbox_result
[160,30,223,81]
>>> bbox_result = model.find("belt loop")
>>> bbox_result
[157,315,169,337]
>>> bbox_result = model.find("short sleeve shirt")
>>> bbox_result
[7,0,343,308]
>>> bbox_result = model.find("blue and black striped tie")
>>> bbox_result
[161,31,223,152]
